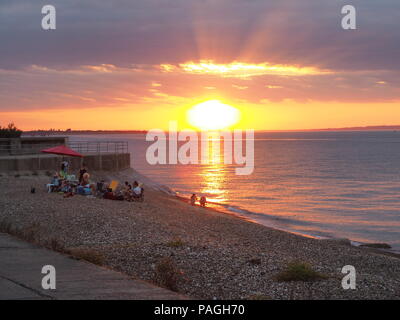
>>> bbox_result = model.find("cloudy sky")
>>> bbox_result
[0,0,399,130]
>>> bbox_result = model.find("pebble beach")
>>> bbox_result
[0,168,399,300]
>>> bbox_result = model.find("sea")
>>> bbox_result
[69,131,400,251]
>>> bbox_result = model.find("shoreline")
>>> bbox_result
[173,193,400,259]
[1,169,399,299]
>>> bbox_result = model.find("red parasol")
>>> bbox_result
[41,145,83,157]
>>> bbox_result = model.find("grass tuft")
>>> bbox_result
[0,219,66,254]
[153,257,182,292]
[47,238,65,252]
[68,248,105,265]
[360,243,392,249]
[0,219,41,243]
[247,293,271,300]
[0,219,13,234]
[166,237,185,248]
[275,261,328,282]
[247,257,262,265]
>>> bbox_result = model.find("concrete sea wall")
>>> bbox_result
[0,153,131,173]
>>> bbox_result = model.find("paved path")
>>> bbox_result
[0,233,187,300]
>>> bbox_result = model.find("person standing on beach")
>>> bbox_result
[190,194,197,206]
[78,164,87,184]
[61,159,69,175]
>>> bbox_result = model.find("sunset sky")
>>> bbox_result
[0,0,399,131]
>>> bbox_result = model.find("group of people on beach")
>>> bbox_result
[102,180,144,202]
[45,162,144,202]
[45,160,209,207]
[191,194,207,207]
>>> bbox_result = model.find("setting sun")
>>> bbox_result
[187,100,241,130]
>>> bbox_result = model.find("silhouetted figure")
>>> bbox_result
[200,196,206,207]
[78,164,87,184]
[190,194,197,206]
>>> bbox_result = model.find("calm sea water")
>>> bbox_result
[70,131,400,250]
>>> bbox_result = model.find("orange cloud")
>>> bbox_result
[159,60,332,78]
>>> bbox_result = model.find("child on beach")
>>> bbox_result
[200,196,207,207]
[190,194,197,206]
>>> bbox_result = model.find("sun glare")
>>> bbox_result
[187,100,241,130]
[160,60,331,78]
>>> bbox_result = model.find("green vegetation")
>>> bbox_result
[360,243,392,249]
[0,219,67,255]
[153,257,182,292]
[68,248,105,265]
[247,257,262,265]
[0,122,22,138]
[0,219,41,243]
[247,294,270,300]
[275,261,328,282]
[166,237,185,248]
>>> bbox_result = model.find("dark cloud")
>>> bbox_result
[1,0,399,113]
[0,0,399,70]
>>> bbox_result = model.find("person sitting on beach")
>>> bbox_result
[81,172,90,186]
[61,181,75,198]
[59,169,67,180]
[132,181,141,194]
[123,181,132,198]
[200,196,207,207]
[103,188,116,200]
[190,194,197,206]
[129,181,144,201]
[60,180,70,193]
[96,180,106,197]
[46,173,60,193]
[103,188,124,200]
[77,183,93,196]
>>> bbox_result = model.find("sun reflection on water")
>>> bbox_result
[198,133,228,204]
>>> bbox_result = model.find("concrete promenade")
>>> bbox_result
[0,233,187,300]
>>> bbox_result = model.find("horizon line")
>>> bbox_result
[21,124,400,133]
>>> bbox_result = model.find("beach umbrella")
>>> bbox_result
[41,145,83,157]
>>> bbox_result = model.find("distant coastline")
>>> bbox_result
[259,125,400,132]
[23,130,148,136]
[22,125,400,136]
